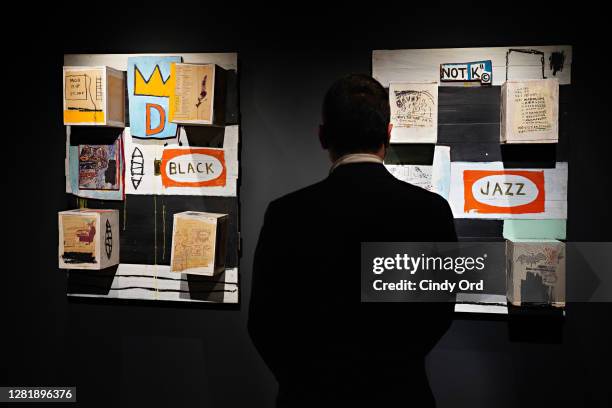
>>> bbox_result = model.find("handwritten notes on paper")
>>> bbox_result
[171,216,216,273]
[501,79,559,143]
[63,66,125,126]
[169,63,215,124]
[170,211,227,276]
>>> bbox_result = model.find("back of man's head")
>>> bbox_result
[320,74,390,158]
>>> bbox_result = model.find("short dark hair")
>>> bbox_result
[321,74,390,157]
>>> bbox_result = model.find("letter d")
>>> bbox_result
[146,103,166,136]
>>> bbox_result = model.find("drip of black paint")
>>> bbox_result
[549,51,565,76]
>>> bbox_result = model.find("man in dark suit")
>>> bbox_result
[248,74,457,407]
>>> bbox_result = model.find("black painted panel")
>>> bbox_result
[446,142,501,162]
[501,144,558,168]
[225,69,239,125]
[438,85,571,105]
[438,123,500,143]
[438,86,500,106]
[181,125,226,147]
[385,144,435,165]
[67,266,118,295]
[454,219,504,239]
[69,127,124,145]
[438,104,500,124]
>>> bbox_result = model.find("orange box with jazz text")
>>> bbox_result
[463,170,545,214]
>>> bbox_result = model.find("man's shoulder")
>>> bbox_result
[400,180,451,209]
[266,171,451,215]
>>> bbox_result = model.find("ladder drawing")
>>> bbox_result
[95,77,102,100]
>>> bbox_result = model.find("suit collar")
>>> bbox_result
[327,161,389,181]
[329,153,384,174]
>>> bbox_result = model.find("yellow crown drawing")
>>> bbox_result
[134,65,172,97]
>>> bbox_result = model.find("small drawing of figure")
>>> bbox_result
[195,75,208,108]
[516,252,547,267]
[76,221,96,244]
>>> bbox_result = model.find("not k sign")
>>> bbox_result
[440,60,492,85]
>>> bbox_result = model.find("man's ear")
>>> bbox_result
[319,124,329,149]
[385,123,393,147]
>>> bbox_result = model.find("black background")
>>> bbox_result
[7,7,612,408]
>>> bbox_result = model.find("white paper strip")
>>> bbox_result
[64,53,237,72]
[454,303,508,314]
[454,293,508,314]
[373,45,572,87]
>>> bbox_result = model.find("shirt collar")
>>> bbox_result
[329,153,384,173]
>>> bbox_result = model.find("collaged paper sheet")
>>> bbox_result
[63,66,124,127]
[449,162,568,219]
[60,213,97,264]
[78,144,120,190]
[385,146,450,199]
[431,146,451,200]
[127,56,182,140]
[171,216,216,273]
[507,240,565,307]
[123,125,239,196]
[386,165,432,190]
[501,79,559,143]
[169,63,216,124]
[389,82,438,143]
[65,128,125,200]
[63,66,106,125]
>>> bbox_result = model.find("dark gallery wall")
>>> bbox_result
[6,9,611,408]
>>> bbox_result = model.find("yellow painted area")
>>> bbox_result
[64,110,105,124]
[135,65,173,97]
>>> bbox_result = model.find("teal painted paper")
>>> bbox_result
[503,219,566,240]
